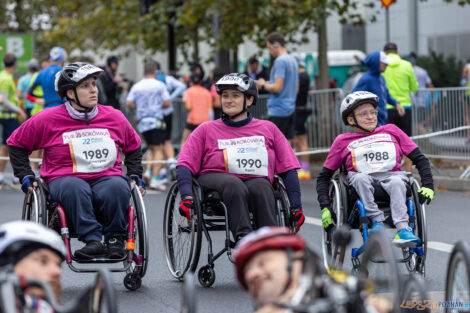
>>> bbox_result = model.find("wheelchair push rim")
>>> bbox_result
[163,181,202,280]
[22,181,48,225]
[321,179,345,270]
[131,182,149,278]
[445,241,470,313]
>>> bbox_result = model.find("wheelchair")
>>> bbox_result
[21,177,149,291]
[163,175,294,287]
[321,170,427,276]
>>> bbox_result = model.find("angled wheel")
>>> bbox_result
[163,181,202,280]
[445,241,470,313]
[131,182,149,278]
[402,179,427,275]
[400,274,428,307]
[21,179,48,225]
[358,231,401,313]
[321,179,345,270]
[273,176,291,229]
[181,272,197,313]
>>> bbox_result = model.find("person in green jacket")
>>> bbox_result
[382,43,419,172]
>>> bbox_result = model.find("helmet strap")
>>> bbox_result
[70,88,91,125]
[350,114,372,133]
[221,94,247,121]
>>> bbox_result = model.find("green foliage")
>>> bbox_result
[416,51,464,87]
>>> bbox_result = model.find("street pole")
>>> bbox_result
[385,7,390,43]
[212,8,230,72]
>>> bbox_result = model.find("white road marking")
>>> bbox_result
[305,216,454,253]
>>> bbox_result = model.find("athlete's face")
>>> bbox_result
[14,248,63,301]
[68,77,99,108]
[348,102,378,132]
[244,250,292,307]
[221,89,253,117]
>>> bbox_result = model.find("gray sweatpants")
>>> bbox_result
[347,171,409,231]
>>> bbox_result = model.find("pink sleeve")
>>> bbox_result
[7,116,45,153]
[273,124,300,173]
[389,124,417,155]
[177,124,206,175]
[211,85,218,99]
[120,112,142,153]
[323,137,344,171]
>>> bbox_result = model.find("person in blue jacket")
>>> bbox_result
[353,51,404,125]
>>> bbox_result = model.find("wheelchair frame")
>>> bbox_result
[163,175,293,287]
[21,178,149,291]
[322,172,427,276]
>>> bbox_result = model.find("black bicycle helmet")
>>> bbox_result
[55,62,103,99]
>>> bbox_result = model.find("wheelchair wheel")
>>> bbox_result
[273,176,291,228]
[356,231,401,313]
[321,179,345,270]
[403,179,427,275]
[445,241,470,313]
[400,275,428,309]
[131,183,149,278]
[181,272,197,313]
[21,181,48,226]
[163,181,202,280]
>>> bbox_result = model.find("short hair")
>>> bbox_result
[248,56,259,65]
[144,61,157,75]
[154,60,161,70]
[106,55,119,66]
[3,53,16,67]
[266,32,286,47]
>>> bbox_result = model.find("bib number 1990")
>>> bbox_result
[225,146,268,176]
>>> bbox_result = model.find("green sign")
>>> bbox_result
[0,34,34,73]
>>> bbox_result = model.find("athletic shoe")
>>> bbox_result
[107,238,126,259]
[74,241,106,260]
[369,221,385,234]
[150,177,167,191]
[297,170,311,180]
[393,227,421,247]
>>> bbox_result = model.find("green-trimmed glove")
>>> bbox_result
[321,207,333,229]
[418,187,434,205]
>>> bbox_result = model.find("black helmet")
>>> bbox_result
[215,73,259,106]
[55,62,103,99]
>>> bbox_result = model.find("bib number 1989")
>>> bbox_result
[82,148,109,160]
[236,158,262,168]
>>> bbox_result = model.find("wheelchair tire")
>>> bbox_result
[400,274,428,307]
[274,177,292,229]
[181,272,198,313]
[321,179,345,270]
[164,181,202,280]
[445,240,470,313]
[21,183,48,226]
[403,179,427,275]
[358,231,401,313]
[88,269,118,313]
[131,183,149,278]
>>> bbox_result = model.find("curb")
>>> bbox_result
[432,176,470,192]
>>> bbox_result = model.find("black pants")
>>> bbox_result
[197,172,277,240]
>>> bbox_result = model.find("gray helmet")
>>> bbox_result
[215,73,259,106]
[0,221,66,265]
[340,91,379,126]
[55,62,103,99]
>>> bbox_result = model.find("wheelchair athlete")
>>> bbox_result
[176,73,304,243]
[0,221,66,312]
[316,91,434,246]
[7,63,145,260]
[234,227,393,313]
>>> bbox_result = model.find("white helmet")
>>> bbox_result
[340,91,379,126]
[0,221,66,265]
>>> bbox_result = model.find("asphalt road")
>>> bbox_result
[0,180,468,313]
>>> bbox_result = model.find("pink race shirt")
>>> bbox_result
[7,104,141,183]
[177,118,299,183]
[324,124,417,174]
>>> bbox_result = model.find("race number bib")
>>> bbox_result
[62,129,118,173]
[348,134,397,174]
[218,136,269,176]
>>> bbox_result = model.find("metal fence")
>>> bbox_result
[164,87,470,161]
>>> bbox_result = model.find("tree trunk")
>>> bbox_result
[232,46,238,72]
[317,9,330,90]
[192,27,199,62]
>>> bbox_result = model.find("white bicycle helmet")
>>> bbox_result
[340,91,379,126]
[0,221,66,266]
[55,62,103,99]
[215,73,258,105]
